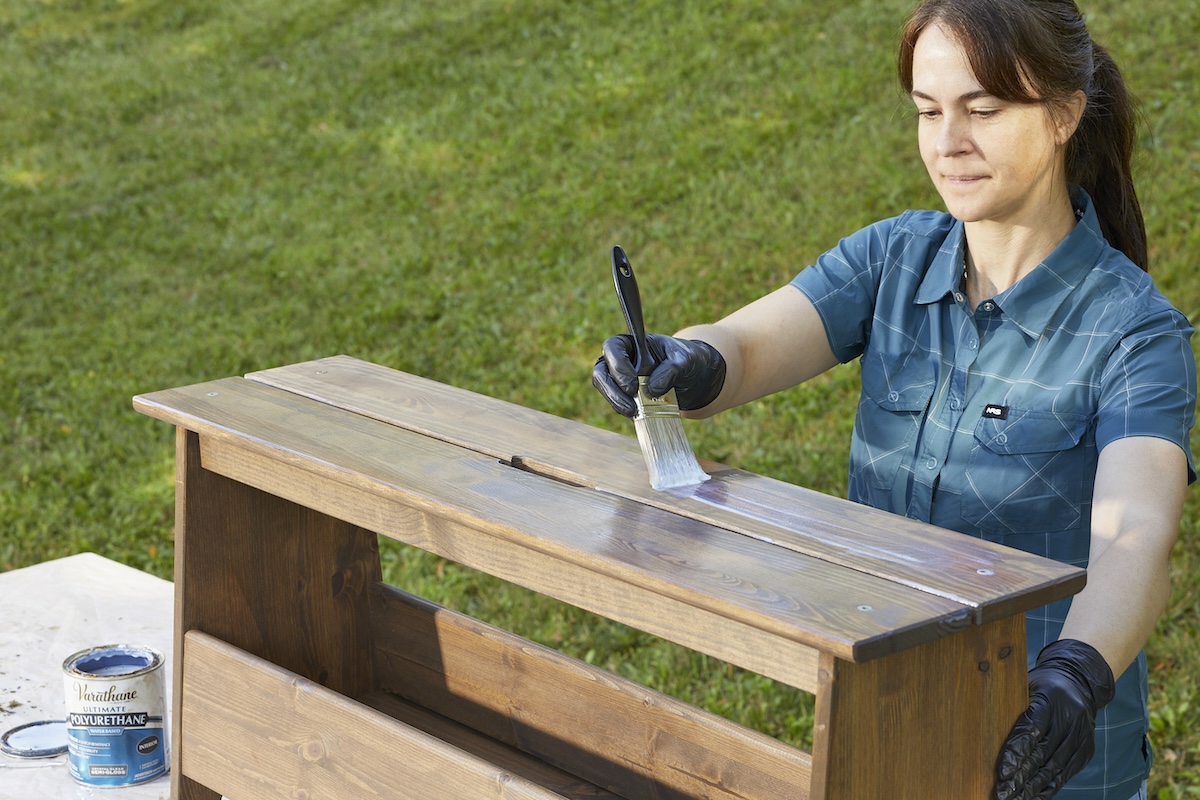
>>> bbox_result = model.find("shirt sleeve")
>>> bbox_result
[1096,299,1197,483]
[789,217,899,364]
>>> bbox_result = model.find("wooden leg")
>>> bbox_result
[170,428,382,798]
[176,774,221,800]
[809,614,1027,800]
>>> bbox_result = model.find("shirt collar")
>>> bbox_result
[914,188,1109,339]
[914,221,967,306]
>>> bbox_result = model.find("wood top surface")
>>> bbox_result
[134,355,1086,662]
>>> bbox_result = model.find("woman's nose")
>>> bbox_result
[936,115,971,157]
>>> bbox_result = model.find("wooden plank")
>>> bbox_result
[358,693,621,799]
[172,429,220,800]
[180,631,578,800]
[243,355,1086,622]
[369,582,813,800]
[247,355,640,486]
[809,613,1028,800]
[135,378,975,665]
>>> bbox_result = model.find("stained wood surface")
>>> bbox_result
[129,357,1080,800]
[181,631,587,800]
[198,428,826,691]
[137,376,979,665]
[244,355,1085,622]
[369,581,812,800]
[172,428,380,691]
[809,613,1027,800]
[359,693,621,799]
[169,428,383,799]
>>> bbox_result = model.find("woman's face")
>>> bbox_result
[909,23,1077,228]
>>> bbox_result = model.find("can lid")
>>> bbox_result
[63,644,164,678]
[1,719,69,758]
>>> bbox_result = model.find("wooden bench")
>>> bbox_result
[133,355,1086,800]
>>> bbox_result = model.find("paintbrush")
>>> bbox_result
[610,245,710,491]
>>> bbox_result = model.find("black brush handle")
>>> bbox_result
[611,245,653,377]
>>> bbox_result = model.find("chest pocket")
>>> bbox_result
[962,409,1091,534]
[849,350,936,499]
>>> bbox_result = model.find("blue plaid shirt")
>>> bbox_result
[793,189,1196,799]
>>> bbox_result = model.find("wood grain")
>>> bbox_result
[359,693,621,798]
[173,428,380,689]
[180,631,589,800]
[809,613,1027,800]
[368,581,813,800]
[170,427,381,799]
[198,422,828,690]
[243,355,1086,622]
[138,377,974,665]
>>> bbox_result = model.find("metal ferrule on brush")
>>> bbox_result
[634,379,683,418]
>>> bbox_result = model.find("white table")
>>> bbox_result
[0,554,174,800]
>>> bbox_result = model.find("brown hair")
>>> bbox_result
[897,0,1148,270]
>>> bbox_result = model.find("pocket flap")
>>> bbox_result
[976,409,1089,455]
[861,350,935,412]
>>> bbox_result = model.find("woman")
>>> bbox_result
[592,1,1195,798]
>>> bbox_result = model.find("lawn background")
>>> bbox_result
[1,0,1197,794]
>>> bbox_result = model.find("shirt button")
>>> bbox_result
[969,339,978,350]
[996,433,1009,445]
[982,301,996,312]
[954,292,966,303]
[926,457,938,470]
[888,391,900,403]
[950,398,961,411]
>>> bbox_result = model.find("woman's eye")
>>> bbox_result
[917,109,940,121]
[971,108,1000,119]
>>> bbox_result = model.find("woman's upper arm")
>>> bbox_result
[1090,436,1188,562]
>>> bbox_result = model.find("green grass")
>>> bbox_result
[2,0,1197,793]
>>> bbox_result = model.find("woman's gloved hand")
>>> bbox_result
[993,639,1117,800]
[592,334,726,418]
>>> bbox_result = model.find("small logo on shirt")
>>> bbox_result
[983,404,1009,420]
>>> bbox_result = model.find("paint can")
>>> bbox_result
[62,644,169,787]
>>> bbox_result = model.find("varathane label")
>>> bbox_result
[63,645,169,787]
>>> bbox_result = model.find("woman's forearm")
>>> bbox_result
[1058,437,1187,675]
[676,285,838,417]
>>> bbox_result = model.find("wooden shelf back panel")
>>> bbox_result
[358,692,624,799]
[369,582,813,800]
[245,355,1085,622]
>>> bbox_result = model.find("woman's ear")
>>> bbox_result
[1056,90,1088,145]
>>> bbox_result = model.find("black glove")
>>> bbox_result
[993,639,1116,800]
[592,333,726,418]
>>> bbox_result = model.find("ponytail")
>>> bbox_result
[899,0,1149,270]
[1066,42,1147,270]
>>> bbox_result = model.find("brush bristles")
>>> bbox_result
[633,381,710,490]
